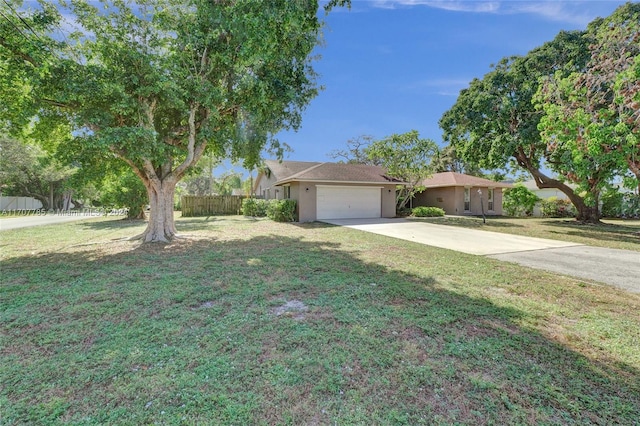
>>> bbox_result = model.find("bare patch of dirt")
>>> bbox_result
[272,300,308,320]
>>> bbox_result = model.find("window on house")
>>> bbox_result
[283,186,291,199]
[488,188,494,211]
[464,188,470,211]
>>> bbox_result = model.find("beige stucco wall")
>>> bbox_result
[413,187,458,214]
[295,182,398,222]
[295,182,317,222]
[255,174,399,222]
[414,186,505,216]
[254,173,279,199]
[381,184,397,218]
[493,189,504,215]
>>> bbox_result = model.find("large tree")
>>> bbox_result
[439,29,608,222]
[1,0,347,241]
[537,3,640,194]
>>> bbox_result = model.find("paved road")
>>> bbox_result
[490,246,640,294]
[0,213,99,231]
[324,218,640,293]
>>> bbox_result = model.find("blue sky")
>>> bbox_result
[270,0,628,165]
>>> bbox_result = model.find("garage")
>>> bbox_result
[316,185,381,220]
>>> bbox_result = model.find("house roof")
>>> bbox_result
[264,160,322,182]
[420,172,513,189]
[263,160,404,185]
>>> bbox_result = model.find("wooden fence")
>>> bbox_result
[181,195,246,217]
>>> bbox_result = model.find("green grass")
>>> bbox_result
[412,216,640,252]
[2,216,640,424]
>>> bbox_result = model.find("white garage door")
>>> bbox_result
[316,186,381,220]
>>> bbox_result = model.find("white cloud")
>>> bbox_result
[366,0,621,27]
[505,2,600,26]
[370,0,500,12]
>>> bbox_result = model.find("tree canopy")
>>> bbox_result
[440,4,640,222]
[1,0,345,241]
[537,2,640,196]
[365,130,437,210]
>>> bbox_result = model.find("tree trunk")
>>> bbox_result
[127,204,147,220]
[516,150,601,223]
[49,182,54,211]
[116,105,206,242]
[28,192,49,210]
[574,203,600,223]
[138,178,178,243]
[397,188,412,211]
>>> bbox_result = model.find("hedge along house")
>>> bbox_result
[254,160,404,222]
[413,172,512,216]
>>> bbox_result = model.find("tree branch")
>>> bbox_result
[173,104,207,180]
[0,36,38,67]
[41,98,73,108]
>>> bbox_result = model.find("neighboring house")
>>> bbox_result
[521,179,573,200]
[254,160,403,222]
[521,179,576,217]
[413,172,512,216]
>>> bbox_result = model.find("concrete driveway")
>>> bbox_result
[323,218,640,293]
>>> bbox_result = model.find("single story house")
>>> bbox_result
[254,160,403,222]
[520,179,576,217]
[521,179,574,200]
[412,172,512,216]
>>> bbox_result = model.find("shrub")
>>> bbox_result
[99,170,147,219]
[396,207,412,217]
[540,197,575,218]
[601,189,624,218]
[266,199,297,222]
[601,189,640,218]
[503,184,539,217]
[412,206,445,217]
[242,198,297,222]
[621,193,640,218]
[241,198,269,217]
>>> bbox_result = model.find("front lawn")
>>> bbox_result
[412,216,640,252]
[2,216,639,424]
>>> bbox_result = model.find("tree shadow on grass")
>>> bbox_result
[174,215,263,233]
[2,231,639,425]
[77,215,257,234]
[76,217,147,231]
[545,219,640,248]
[414,216,525,229]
